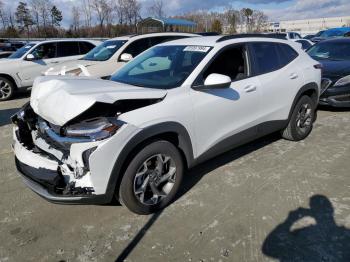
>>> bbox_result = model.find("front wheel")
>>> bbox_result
[282,95,316,141]
[0,77,14,101]
[119,140,184,215]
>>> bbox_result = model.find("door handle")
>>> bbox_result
[290,73,299,79]
[244,85,257,93]
[51,61,59,64]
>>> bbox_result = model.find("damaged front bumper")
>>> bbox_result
[319,80,350,107]
[11,105,115,204]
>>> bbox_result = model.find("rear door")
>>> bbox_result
[249,42,304,122]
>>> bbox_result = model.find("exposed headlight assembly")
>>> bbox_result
[64,117,122,141]
[334,75,350,87]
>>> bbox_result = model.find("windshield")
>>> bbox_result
[320,30,348,38]
[307,42,350,61]
[111,45,210,89]
[83,40,127,61]
[8,43,35,59]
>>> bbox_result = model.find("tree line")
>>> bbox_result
[0,0,269,38]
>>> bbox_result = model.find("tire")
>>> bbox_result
[119,140,184,215]
[0,77,15,101]
[282,95,316,141]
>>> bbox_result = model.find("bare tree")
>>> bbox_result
[252,10,268,32]
[0,0,7,30]
[149,0,165,18]
[91,0,111,29]
[71,6,80,33]
[81,0,92,28]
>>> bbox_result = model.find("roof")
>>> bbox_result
[29,39,101,45]
[109,32,198,41]
[159,35,298,48]
[138,17,197,27]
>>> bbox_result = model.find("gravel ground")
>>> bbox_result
[0,95,349,262]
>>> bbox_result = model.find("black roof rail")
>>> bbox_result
[196,32,220,36]
[216,33,287,42]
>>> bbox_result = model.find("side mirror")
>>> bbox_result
[26,54,35,61]
[200,73,232,89]
[120,53,133,62]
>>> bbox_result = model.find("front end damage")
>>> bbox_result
[12,103,113,203]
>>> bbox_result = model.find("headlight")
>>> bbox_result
[334,75,350,87]
[64,117,122,141]
[65,68,82,76]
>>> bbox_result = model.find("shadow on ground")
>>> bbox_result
[115,133,280,261]
[318,105,350,112]
[262,195,350,262]
[0,108,20,127]
[176,133,280,201]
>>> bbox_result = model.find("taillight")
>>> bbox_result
[314,64,323,70]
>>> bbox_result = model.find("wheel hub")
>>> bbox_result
[133,154,177,206]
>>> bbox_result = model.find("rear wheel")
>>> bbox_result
[282,95,315,141]
[0,77,14,101]
[119,140,184,215]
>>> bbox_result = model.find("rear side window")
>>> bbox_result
[250,42,281,75]
[57,42,80,57]
[277,43,298,67]
[250,42,298,75]
[79,42,95,54]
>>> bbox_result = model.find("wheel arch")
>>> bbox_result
[105,122,195,202]
[288,82,319,121]
[0,73,18,89]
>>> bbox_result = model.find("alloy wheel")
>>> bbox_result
[296,103,313,134]
[133,154,177,206]
[0,80,12,100]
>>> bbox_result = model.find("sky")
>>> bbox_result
[2,0,350,27]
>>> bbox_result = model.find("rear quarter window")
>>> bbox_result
[277,43,299,67]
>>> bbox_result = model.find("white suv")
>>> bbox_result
[44,33,198,79]
[0,39,100,101]
[12,35,321,214]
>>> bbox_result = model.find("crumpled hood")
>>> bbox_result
[30,76,167,126]
[44,59,100,75]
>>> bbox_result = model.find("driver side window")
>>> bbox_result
[31,43,57,60]
[202,44,248,83]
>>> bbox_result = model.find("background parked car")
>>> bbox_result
[292,39,314,51]
[311,27,350,43]
[307,38,350,107]
[0,39,100,101]
[44,33,198,79]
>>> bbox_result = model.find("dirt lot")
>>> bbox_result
[1,96,350,262]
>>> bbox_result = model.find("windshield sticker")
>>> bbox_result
[24,45,32,49]
[106,45,116,49]
[184,46,210,53]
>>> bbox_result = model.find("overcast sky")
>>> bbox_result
[2,0,350,27]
